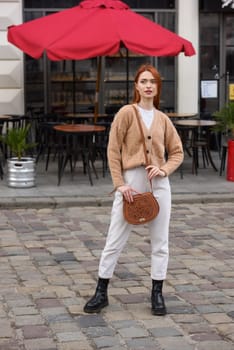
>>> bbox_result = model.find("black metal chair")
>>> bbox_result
[175,125,193,178]
[54,125,104,186]
[0,148,3,180]
[191,126,218,175]
[36,121,62,170]
[94,115,114,177]
[219,135,229,176]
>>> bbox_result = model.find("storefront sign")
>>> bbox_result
[200,0,234,11]
[229,84,234,100]
[201,80,218,98]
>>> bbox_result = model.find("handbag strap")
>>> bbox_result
[132,104,153,191]
[132,105,150,165]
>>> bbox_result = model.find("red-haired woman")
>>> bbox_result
[84,64,183,316]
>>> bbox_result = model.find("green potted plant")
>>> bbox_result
[212,102,234,180]
[212,101,234,139]
[0,124,37,188]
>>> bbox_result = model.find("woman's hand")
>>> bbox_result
[117,185,138,203]
[145,165,166,180]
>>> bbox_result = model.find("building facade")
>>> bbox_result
[0,0,24,115]
[200,0,234,117]
[0,0,233,116]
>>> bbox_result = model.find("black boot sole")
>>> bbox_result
[151,307,167,316]
[83,301,109,314]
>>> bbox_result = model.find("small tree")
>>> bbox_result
[0,124,36,160]
[212,102,234,137]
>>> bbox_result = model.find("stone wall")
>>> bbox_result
[0,0,24,115]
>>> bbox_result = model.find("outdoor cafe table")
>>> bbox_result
[174,119,217,127]
[53,124,106,186]
[0,115,12,120]
[0,114,23,128]
[167,112,198,119]
[173,119,218,174]
[0,115,13,126]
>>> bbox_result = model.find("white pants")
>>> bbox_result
[99,167,171,280]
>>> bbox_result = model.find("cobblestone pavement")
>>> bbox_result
[0,203,233,350]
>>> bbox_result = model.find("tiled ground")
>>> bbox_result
[0,203,233,349]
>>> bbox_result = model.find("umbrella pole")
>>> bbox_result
[94,57,101,123]
[72,60,76,114]
[126,48,129,104]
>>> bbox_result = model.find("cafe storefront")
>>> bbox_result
[0,0,198,116]
[23,0,180,115]
[199,0,234,117]
[4,0,234,117]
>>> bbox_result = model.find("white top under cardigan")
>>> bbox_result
[137,105,154,130]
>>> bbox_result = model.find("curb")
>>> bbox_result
[1,193,234,209]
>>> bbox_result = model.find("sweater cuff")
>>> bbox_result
[160,168,168,177]
[113,180,125,190]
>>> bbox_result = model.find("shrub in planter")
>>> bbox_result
[0,124,37,188]
[212,102,234,139]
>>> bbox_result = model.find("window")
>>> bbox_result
[24,6,177,114]
[200,13,220,113]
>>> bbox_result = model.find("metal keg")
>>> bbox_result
[7,157,36,188]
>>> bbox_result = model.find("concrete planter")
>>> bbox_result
[7,157,36,188]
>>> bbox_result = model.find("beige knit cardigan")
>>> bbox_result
[107,104,184,189]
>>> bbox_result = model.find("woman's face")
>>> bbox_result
[135,70,158,101]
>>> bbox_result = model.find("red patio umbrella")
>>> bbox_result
[7,0,195,115]
[8,0,195,60]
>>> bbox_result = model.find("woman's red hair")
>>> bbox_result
[133,64,162,109]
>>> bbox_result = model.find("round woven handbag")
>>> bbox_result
[123,192,160,225]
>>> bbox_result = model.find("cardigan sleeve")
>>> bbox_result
[160,116,184,176]
[107,107,129,189]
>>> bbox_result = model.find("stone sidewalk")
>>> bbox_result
[0,203,233,350]
[1,150,234,209]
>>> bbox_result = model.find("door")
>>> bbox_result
[200,12,234,115]
[222,14,234,105]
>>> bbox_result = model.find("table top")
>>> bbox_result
[53,124,106,133]
[167,112,198,118]
[0,115,13,121]
[173,119,217,127]
[0,114,24,120]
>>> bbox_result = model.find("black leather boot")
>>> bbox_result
[151,280,167,316]
[83,278,109,313]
